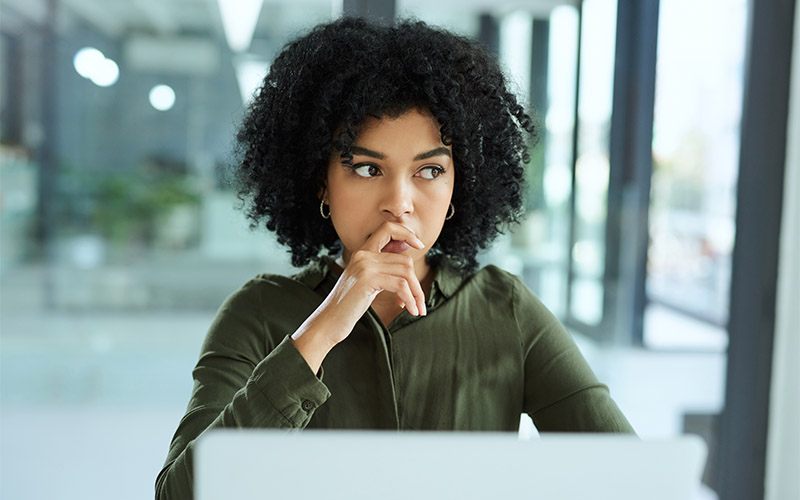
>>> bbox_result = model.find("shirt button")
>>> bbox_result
[301,400,315,411]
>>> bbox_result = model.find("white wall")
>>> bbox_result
[765,4,800,500]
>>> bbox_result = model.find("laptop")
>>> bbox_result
[195,430,707,500]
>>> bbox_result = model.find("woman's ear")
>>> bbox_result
[318,174,329,201]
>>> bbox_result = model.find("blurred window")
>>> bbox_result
[484,0,617,328]
[645,0,748,350]
[568,0,617,327]
[477,3,581,321]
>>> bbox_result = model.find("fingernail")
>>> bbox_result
[415,237,425,248]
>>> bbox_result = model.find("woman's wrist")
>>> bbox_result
[290,305,352,374]
[290,329,335,375]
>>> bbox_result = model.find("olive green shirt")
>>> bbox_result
[156,257,633,499]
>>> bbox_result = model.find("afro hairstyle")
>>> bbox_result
[233,16,536,272]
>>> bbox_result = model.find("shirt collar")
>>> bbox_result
[428,256,464,300]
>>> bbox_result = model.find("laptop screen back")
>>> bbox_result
[195,430,707,500]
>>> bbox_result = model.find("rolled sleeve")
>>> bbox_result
[251,335,331,427]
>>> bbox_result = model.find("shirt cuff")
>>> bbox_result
[251,335,331,427]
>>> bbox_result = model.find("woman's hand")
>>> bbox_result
[329,221,428,329]
[290,221,426,372]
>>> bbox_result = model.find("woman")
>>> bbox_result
[156,16,633,499]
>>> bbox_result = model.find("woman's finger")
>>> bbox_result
[367,259,427,316]
[389,277,419,316]
[363,222,425,254]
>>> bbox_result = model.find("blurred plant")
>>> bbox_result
[56,158,201,249]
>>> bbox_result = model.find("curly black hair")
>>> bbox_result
[234,16,536,272]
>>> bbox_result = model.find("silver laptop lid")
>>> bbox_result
[195,430,707,500]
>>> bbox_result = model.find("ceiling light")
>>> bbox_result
[149,84,176,111]
[90,57,119,87]
[74,47,120,87]
[234,58,269,104]
[216,0,264,53]
[73,47,105,79]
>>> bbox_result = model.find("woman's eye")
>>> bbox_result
[352,164,381,178]
[417,166,445,180]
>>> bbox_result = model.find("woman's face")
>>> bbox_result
[324,108,455,269]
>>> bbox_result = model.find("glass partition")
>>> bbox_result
[646,0,747,350]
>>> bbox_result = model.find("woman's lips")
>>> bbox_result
[381,240,411,253]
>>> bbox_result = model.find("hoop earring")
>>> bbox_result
[445,203,455,220]
[320,199,330,219]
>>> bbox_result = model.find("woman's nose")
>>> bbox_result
[380,177,413,218]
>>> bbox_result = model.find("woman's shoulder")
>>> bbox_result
[219,260,329,312]
[457,263,526,296]
[235,272,312,295]
[472,263,523,282]
[457,263,555,322]
[437,263,564,344]
[431,262,525,317]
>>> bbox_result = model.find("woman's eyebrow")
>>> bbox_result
[350,146,385,159]
[413,147,451,161]
[349,145,452,161]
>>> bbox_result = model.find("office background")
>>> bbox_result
[0,0,797,499]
